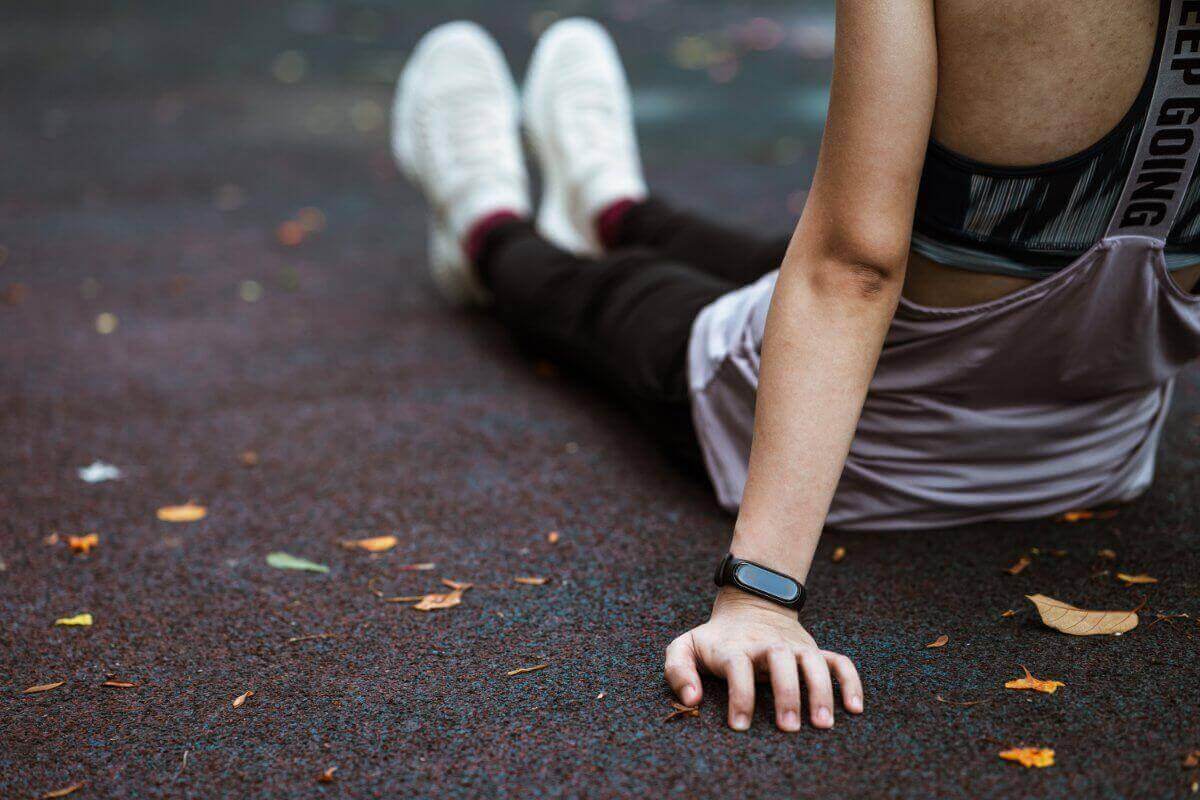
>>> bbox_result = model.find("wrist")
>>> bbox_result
[712,585,800,622]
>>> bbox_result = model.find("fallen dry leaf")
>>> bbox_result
[55,613,93,627]
[1058,509,1117,523]
[1005,665,1065,694]
[1000,610,1017,618]
[506,664,549,677]
[515,576,548,586]
[101,680,137,688]
[1116,572,1158,586]
[156,502,207,523]
[831,546,847,563]
[665,701,700,721]
[316,766,337,783]
[1005,556,1032,576]
[413,589,463,611]
[1097,549,1117,560]
[41,782,85,799]
[999,747,1055,768]
[286,633,335,644]
[441,578,473,591]
[1026,594,1138,636]
[399,562,436,571]
[547,531,560,544]
[23,681,65,694]
[266,552,329,573]
[926,635,949,648]
[232,690,254,708]
[1182,750,1200,769]
[339,535,397,552]
[67,534,99,555]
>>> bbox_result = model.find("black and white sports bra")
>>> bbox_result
[912,0,1200,278]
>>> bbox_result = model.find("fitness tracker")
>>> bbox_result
[714,553,806,612]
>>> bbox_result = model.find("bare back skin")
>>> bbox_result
[904,0,1200,306]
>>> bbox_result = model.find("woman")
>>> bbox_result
[394,2,1200,733]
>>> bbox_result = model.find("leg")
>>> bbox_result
[477,220,736,463]
[601,197,792,286]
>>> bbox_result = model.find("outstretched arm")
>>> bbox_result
[666,0,937,731]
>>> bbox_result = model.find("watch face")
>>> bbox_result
[734,563,800,602]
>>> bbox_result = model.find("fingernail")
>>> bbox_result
[850,695,863,712]
[782,710,800,730]
[732,714,750,731]
[816,706,833,726]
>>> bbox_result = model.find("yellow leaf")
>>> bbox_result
[339,535,397,552]
[67,534,99,555]
[505,664,548,677]
[514,576,548,586]
[41,782,85,798]
[156,502,207,523]
[1025,594,1138,636]
[999,747,1055,768]
[413,589,463,611]
[1116,572,1158,586]
[55,613,93,627]
[232,690,253,708]
[1004,665,1065,694]
[831,546,847,563]
[23,681,65,694]
[925,634,949,648]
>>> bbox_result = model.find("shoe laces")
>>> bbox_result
[423,76,516,184]
[555,62,626,162]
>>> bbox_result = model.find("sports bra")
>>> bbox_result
[912,0,1200,278]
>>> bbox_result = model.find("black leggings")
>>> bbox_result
[475,198,788,460]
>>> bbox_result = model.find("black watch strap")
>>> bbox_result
[714,553,806,612]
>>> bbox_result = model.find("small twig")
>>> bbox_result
[286,633,336,643]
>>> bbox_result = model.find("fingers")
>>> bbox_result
[799,649,835,729]
[663,636,703,707]
[824,650,864,714]
[765,645,801,731]
[722,653,756,731]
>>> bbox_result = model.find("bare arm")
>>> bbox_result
[665,0,937,731]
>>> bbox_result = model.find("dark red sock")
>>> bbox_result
[464,210,525,264]
[595,198,640,250]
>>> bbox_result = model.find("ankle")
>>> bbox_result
[464,209,527,264]
[595,198,641,250]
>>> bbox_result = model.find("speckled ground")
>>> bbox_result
[2,2,1199,798]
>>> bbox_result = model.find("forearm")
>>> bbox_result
[730,240,902,582]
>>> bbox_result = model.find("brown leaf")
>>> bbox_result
[1116,572,1158,586]
[925,635,949,648]
[1025,594,1139,636]
[232,690,254,708]
[67,534,99,555]
[316,766,337,783]
[831,546,847,563]
[383,595,425,603]
[1000,610,1016,618]
[440,578,473,591]
[1005,665,1065,694]
[999,747,1055,768]
[413,589,463,611]
[514,576,548,586]
[101,680,137,688]
[23,681,65,694]
[398,562,436,571]
[1005,556,1032,576]
[1182,750,1200,769]
[505,664,549,677]
[156,502,207,523]
[665,701,700,721]
[41,782,85,798]
[547,531,560,544]
[1058,509,1118,523]
[1097,548,1117,560]
[339,535,398,553]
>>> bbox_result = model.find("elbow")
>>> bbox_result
[803,252,907,303]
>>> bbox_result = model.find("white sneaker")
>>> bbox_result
[523,18,648,255]
[393,22,531,305]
